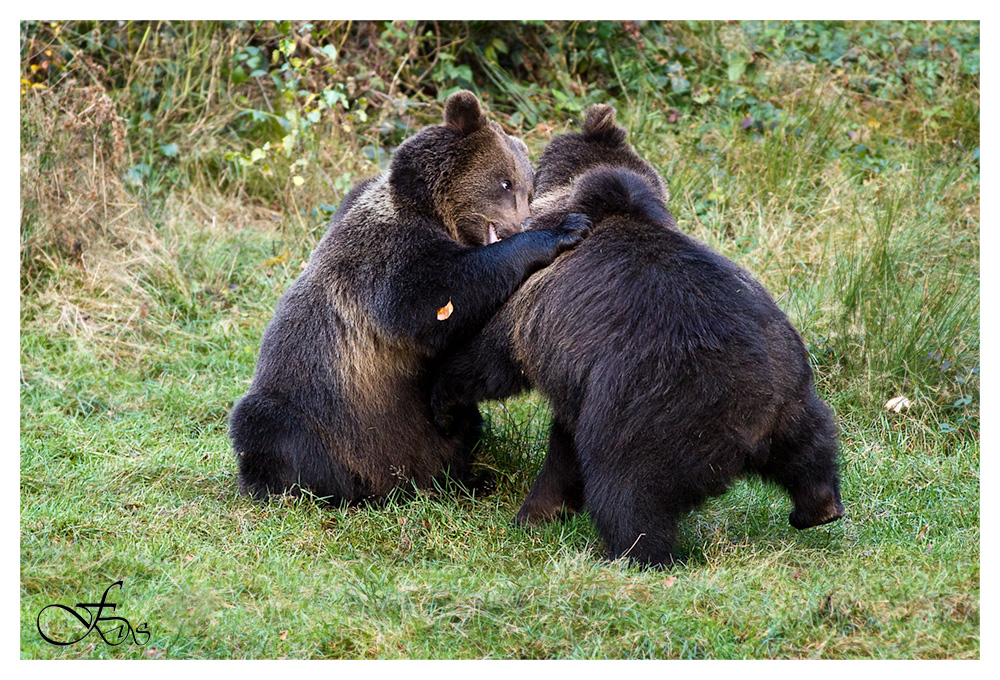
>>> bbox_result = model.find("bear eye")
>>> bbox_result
[500,180,512,192]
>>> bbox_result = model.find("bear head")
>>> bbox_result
[532,104,669,207]
[388,90,533,246]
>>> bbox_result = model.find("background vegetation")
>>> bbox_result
[20,20,979,659]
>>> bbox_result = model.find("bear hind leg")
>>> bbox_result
[760,395,845,530]
[230,393,355,504]
[589,484,681,570]
[581,457,684,568]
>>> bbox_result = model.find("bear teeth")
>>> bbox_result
[488,224,500,244]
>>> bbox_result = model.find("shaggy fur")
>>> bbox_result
[230,90,590,503]
[432,104,844,567]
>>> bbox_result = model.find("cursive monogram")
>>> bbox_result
[36,580,150,647]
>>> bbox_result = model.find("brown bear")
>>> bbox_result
[229,90,590,504]
[431,104,845,567]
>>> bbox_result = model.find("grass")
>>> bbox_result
[20,20,978,659]
[20,359,980,658]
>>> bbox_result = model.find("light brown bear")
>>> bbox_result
[230,91,590,503]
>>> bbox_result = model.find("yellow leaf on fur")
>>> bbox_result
[437,299,454,321]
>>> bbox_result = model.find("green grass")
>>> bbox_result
[20,20,978,659]
[19,215,979,659]
[19,374,979,658]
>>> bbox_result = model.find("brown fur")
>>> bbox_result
[431,105,844,566]
[230,91,590,503]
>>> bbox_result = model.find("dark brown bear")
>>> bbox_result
[230,90,590,503]
[431,104,845,567]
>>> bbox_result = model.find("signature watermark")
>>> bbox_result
[36,580,150,647]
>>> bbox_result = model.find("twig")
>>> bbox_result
[256,77,273,113]
[388,52,409,100]
[410,21,443,87]
[620,532,646,559]
[23,21,64,62]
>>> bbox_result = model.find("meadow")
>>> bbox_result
[20,20,979,658]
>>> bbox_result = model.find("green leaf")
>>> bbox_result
[125,163,151,186]
[321,89,346,108]
[159,143,179,158]
[727,57,747,82]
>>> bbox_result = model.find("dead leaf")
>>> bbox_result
[437,299,454,321]
[261,249,291,267]
[278,630,288,640]
[663,576,676,587]
[884,395,912,413]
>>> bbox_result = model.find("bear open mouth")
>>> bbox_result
[488,224,500,244]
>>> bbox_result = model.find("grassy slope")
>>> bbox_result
[20,21,979,659]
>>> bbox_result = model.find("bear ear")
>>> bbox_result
[444,90,487,136]
[509,135,529,159]
[582,104,627,146]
